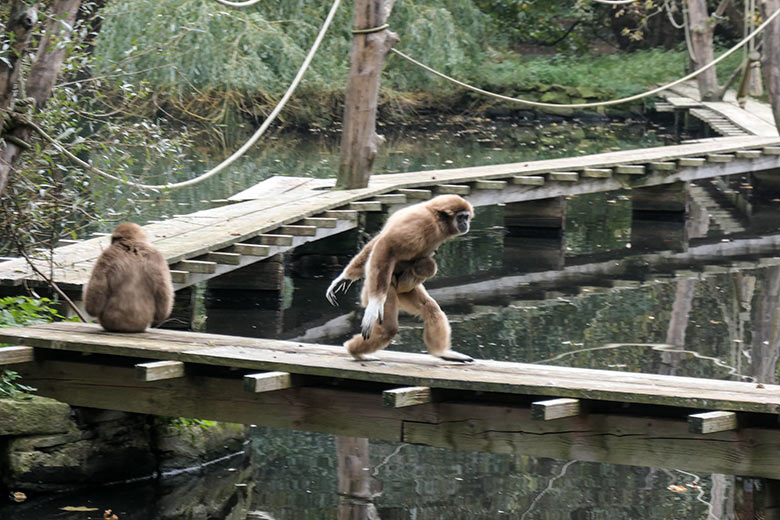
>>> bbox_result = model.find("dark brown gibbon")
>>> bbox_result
[326,194,474,362]
[83,222,174,332]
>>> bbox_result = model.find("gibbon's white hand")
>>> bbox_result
[325,273,354,306]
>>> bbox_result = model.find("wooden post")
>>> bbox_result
[336,0,399,189]
[504,197,567,238]
[760,0,780,134]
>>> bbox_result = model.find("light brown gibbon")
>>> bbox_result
[83,222,173,332]
[326,194,475,362]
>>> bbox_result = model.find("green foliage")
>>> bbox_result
[0,296,66,327]
[162,416,217,430]
[0,369,36,400]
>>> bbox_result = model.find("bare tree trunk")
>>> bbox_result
[336,436,379,520]
[0,1,38,111]
[0,0,81,196]
[687,0,720,100]
[336,0,398,190]
[760,0,780,132]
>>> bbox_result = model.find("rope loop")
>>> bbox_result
[352,23,388,34]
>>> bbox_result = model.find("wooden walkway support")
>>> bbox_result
[0,135,779,297]
[4,322,780,479]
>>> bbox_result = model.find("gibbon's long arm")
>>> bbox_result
[325,236,378,306]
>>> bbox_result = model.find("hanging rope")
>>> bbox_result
[20,0,341,190]
[391,5,780,110]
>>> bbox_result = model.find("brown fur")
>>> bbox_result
[326,195,474,361]
[83,222,174,332]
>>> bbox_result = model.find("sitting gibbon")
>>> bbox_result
[326,194,474,362]
[83,222,174,332]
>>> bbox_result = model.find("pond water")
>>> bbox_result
[8,112,780,519]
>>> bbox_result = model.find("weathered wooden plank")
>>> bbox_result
[548,171,578,182]
[707,153,735,163]
[396,188,432,199]
[175,260,216,274]
[278,225,317,236]
[383,386,433,408]
[678,157,706,167]
[300,217,338,228]
[169,270,189,284]
[615,164,645,175]
[736,149,762,159]
[204,252,242,265]
[135,360,185,381]
[763,146,780,154]
[435,184,471,195]
[473,180,508,190]
[688,411,738,434]
[321,210,359,221]
[649,161,677,172]
[582,168,612,178]
[258,234,294,246]
[348,201,383,212]
[0,346,35,365]
[231,243,271,257]
[531,397,581,420]
[243,371,296,393]
[373,193,407,205]
[512,175,545,186]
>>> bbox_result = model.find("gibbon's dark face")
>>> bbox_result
[455,210,471,235]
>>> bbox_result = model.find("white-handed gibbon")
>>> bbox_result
[326,194,474,362]
[84,222,174,332]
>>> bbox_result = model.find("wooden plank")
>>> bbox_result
[678,157,706,167]
[243,371,296,393]
[300,217,338,228]
[175,260,216,274]
[396,188,432,199]
[348,201,383,212]
[0,346,35,365]
[258,234,294,246]
[435,184,471,195]
[321,210,359,221]
[649,161,677,172]
[707,153,735,163]
[548,171,578,182]
[688,411,738,434]
[736,149,762,159]
[512,175,545,186]
[373,193,407,205]
[383,386,433,408]
[473,180,508,190]
[135,360,185,381]
[204,252,242,265]
[582,168,612,178]
[169,270,189,284]
[763,146,780,155]
[278,225,317,236]
[231,243,271,256]
[531,397,581,420]
[615,164,645,175]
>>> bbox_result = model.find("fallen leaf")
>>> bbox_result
[667,485,688,493]
[11,491,26,503]
[60,506,100,511]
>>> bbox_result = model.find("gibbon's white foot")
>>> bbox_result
[352,352,381,361]
[438,350,474,363]
[361,297,385,339]
[326,273,353,306]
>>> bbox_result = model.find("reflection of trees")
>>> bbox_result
[749,266,780,384]
[336,436,380,520]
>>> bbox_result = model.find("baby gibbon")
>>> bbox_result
[83,222,173,332]
[326,194,474,362]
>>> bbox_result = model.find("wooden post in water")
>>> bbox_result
[336,0,399,189]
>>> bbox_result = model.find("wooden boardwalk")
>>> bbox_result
[3,322,780,479]
[1,134,779,294]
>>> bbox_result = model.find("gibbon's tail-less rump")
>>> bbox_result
[326,194,475,362]
[83,222,174,332]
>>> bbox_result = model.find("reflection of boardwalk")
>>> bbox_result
[4,321,780,479]
[1,135,779,294]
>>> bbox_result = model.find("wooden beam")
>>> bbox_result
[531,397,581,420]
[231,243,271,256]
[473,180,508,190]
[278,225,317,236]
[512,175,545,186]
[582,168,612,178]
[548,171,578,182]
[348,201,382,212]
[175,260,216,274]
[688,411,738,434]
[321,210,359,221]
[374,193,407,205]
[615,164,645,175]
[678,157,706,167]
[204,252,242,265]
[435,184,471,195]
[300,217,338,228]
[0,346,34,365]
[736,149,762,159]
[649,161,677,172]
[243,371,297,393]
[135,360,185,381]
[396,188,432,199]
[763,146,780,155]
[707,153,735,163]
[169,270,189,284]
[383,386,434,408]
[258,234,294,246]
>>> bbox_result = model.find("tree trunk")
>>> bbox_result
[0,0,81,196]
[336,0,398,190]
[760,0,780,133]
[0,1,38,111]
[687,0,720,100]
